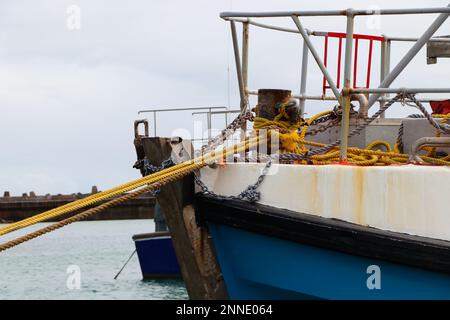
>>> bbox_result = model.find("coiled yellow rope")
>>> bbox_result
[253,110,450,166]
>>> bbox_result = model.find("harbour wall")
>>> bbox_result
[0,186,155,223]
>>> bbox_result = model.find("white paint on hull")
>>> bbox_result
[199,163,450,242]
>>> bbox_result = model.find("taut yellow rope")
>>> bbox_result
[0,135,265,238]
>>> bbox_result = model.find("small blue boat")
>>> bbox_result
[132,231,181,279]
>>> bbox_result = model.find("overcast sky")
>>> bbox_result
[1,0,449,195]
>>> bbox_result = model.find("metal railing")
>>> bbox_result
[221,4,450,161]
[191,110,242,146]
[138,106,228,138]
[137,107,246,148]
[191,109,241,127]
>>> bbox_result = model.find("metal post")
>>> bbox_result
[230,21,246,107]
[207,108,212,140]
[385,40,391,77]
[381,39,392,118]
[299,37,309,116]
[339,10,355,162]
[379,39,387,118]
[367,4,450,109]
[242,22,250,99]
[292,16,341,102]
[241,22,250,138]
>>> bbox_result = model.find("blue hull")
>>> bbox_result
[133,233,181,279]
[208,223,450,299]
[195,195,450,300]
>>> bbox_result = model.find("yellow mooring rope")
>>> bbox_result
[0,135,266,245]
[1,108,449,252]
[0,166,197,252]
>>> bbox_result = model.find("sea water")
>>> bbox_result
[0,220,188,300]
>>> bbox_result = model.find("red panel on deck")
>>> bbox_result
[430,100,450,115]
[321,32,384,95]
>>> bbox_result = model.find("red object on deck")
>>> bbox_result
[430,100,450,115]
[322,32,385,95]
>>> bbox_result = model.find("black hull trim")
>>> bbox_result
[195,194,450,274]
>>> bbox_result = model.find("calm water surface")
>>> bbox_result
[0,220,188,300]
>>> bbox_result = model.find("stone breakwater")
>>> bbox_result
[0,186,155,222]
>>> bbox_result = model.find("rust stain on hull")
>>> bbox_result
[353,167,366,226]
[310,167,321,214]
[332,167,342,217]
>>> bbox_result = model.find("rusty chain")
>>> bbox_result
[199,110,254,154]
[194,160,272,203]
[306,112,340,137]
[302,104,360,137]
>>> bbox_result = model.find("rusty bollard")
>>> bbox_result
[255,89,292,120]
[254,89,296,155]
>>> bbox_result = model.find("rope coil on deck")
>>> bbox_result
[253,93,450,166]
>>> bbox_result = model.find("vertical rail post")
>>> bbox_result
[299,37,309,116]
[385,39,391,77]
[367,4,450,109]
[322,36,329,95]
[384,39,392,116]
[353,38,359,88]
[230,21,246,108]
[241,22,250,139]
[207,108,212,140]
[379,38,389,118]
[339,10,355,162]
[337,37,343,88]
[366,39,374,88]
